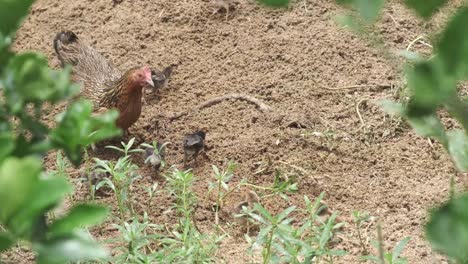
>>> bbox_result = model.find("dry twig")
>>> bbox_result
[169,94,272,121]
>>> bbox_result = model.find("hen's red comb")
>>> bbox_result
[142,66,152,80]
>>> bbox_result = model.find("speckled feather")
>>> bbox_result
[54,31,122,103]
[54,31,145,130]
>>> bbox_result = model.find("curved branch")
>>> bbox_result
[169,94,272,121]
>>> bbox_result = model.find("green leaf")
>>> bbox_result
[334,14,365,34]
[11,175,72,237]
[406,114,448,148]
[336,0,384,22]
[212,165,220,177]
[437,7,468,79]
[0,0,34,37]
[50,99,120,166]
[392,237,411,261]
[378,100,404,116]
[354,0,384,22]
[276,206,296,222]
[447,130,468,172]
[406,61,455,116]
[2,53,79,110]
[49,204,109,236]
[0,157,41,223]
[397,50,424,63]
[361,255,380,262]
[35,233,108,264]
[379,100,448,148]
[405,0,446,19]
[426,194,468,261]
[0,232,14,252]
[256,0,289,7]
[0,130,14,164]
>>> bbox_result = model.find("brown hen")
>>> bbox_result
[53,30,154,131]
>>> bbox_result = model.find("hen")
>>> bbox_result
[53,30,154,131]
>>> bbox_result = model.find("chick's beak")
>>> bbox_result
[146,77,155,88]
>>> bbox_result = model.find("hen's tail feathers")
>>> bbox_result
[52,30,122,103]
[54,31,79,67]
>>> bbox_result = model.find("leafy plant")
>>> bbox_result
[362,235,411,264]
[140,141,169,170]
[352,210,374,254]
[248,194,345,264]
[94,138,142,221]
[163,168,224,263]
[112,212,162,264]
[208,161,237,226]
[0,0,119,262]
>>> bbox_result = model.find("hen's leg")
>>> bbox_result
[183,153,188,168]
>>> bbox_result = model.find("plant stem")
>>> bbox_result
[356,221,368,255]
[263,225,276,264]
[215,179,222,226]
[377,222,385,264]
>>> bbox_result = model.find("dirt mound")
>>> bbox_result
[8,0,464,262]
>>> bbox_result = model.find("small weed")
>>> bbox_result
[248,193,346,264]
[94,138,142,221]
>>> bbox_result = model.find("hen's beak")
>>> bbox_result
[146,78,155,88]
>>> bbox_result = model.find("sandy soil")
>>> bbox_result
[4,0,467,263]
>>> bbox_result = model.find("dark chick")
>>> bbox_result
[183,130,206,167]
[143,142,166,172]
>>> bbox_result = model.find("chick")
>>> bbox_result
[212,0,234,20]
[151,65,174,92]
[232,190,261,234]
[79,169,109,195]
[143,142,167,175]
[183,130,206,167]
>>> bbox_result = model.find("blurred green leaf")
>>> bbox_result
[256,0,288,7]
[0,232,14,252]
[397,50,424,62]
[447,130,468,172]
[437,7,468,79]
[0,130,14,164]
[354,0,384,22]
[392,237,411,261]
[336,0,384,22]
[334,14,365,34]
[50,99,120,166]
[426,194,468,261]
[407,114,448,148]
[36,233,108,264]
[0,157,40,224]
[377,100,404,116]
[2,53,78,111]
[406,61,455,116]
[0,35,13,74]
[50,204,108,236]
[0,0,34,37]
[405,0,446,19]
[11,175,72,237]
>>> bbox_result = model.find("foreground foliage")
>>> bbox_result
[337,0,468,262]
[0,0,120,262]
